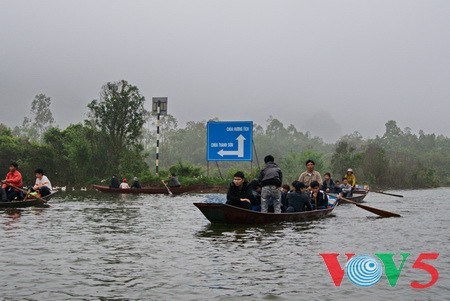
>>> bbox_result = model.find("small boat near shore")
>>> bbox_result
[93,184,203,195]
[193,202,336,225]
[0,191,57,209]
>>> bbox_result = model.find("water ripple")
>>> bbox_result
[1,188,449,300]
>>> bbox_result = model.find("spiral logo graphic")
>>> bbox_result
[345,255,383,286]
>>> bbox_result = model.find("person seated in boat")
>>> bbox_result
[280,184,291,212]
[1,161,24,201]
[331,180,343,195]
[344,168,356,187]
[226,171,254,210]
[119,178,130,189]
[0,187,7,202]
[167,173,181,188]
[286,181,312,213]
[110,175,120,188]
[309,180,329,210]
[131,177,142,189]
[321,172,335,193]
[247,179,262,212]
[32,168,52,197]
[340,177,353,198]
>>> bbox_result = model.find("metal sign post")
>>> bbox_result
[152,97,168,176]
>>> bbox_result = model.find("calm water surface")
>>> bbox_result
[1,188,449,300]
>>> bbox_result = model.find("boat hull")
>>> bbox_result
[193,203,335,224]
[93,184,202,195]
[338,192,368,204]
[0,191,57,209]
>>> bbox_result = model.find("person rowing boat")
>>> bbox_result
[1,162,24,202]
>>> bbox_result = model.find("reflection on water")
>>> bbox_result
[0,188,449,300]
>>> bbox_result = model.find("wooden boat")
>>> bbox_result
[0,191,57,209]
[193,202,336,225]
[338,191,368,204]
[93,184,203,195]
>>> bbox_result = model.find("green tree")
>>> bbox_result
[86,80,147,172]
[13,94,55,141]
[31,94,55,139]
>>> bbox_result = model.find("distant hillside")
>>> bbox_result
[302,109,343,143]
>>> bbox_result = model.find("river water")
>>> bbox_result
[1,188,449,300]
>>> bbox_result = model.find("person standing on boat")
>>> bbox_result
[110,175,120,188]
[32,168,52,197]
[131,177,142,189]
[344,168,356,187]
[286,181,312,212]
[258,155,283,213]
[1,162,24,201]
[119,178,130,189]
[226,171,254,210]
[298,160,323,188]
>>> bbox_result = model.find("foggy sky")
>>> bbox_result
[1,0,450,142]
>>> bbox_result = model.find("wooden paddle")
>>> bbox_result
[370,190,404,198]
[162,180,173,196]
[328,194,401,218]
[5,183,48,204]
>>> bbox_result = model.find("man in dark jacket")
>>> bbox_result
[258,155,283,213]
[310,180,329,209]
[110,175,120,188]
[226,171,254,210]
[286,181,312,212]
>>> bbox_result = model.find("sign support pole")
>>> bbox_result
[156,101,160,176]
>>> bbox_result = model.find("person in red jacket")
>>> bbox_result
[1,162,24,201]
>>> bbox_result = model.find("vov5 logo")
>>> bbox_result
[320,253,439,288]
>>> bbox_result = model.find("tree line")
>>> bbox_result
[1,80,449,189]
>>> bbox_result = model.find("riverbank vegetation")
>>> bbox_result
[1,80,449,189]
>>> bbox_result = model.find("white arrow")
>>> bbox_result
[217,135,246,157]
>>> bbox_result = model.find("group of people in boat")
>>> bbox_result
[109,175,142,189]
[109,173,181,189]
[226,155,358,213]
[1,162,52,202]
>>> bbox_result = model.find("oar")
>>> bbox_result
[329,194,401,218]
[161,180,173,196]
[370,190,404,198]
[5,183,48,204]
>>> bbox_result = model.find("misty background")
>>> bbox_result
[1,0,450,142]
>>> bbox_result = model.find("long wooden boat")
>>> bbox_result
[338,192,368,204]
[0,191,57,209]
[193,202,336,225]
[93,184,203,195]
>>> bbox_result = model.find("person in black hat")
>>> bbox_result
[286,181,312,212]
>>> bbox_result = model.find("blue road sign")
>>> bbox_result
[207,121,253,161]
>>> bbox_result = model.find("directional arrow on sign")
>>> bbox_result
[217,135,246,157]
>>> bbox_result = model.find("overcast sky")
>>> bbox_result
[1,0,449,141]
